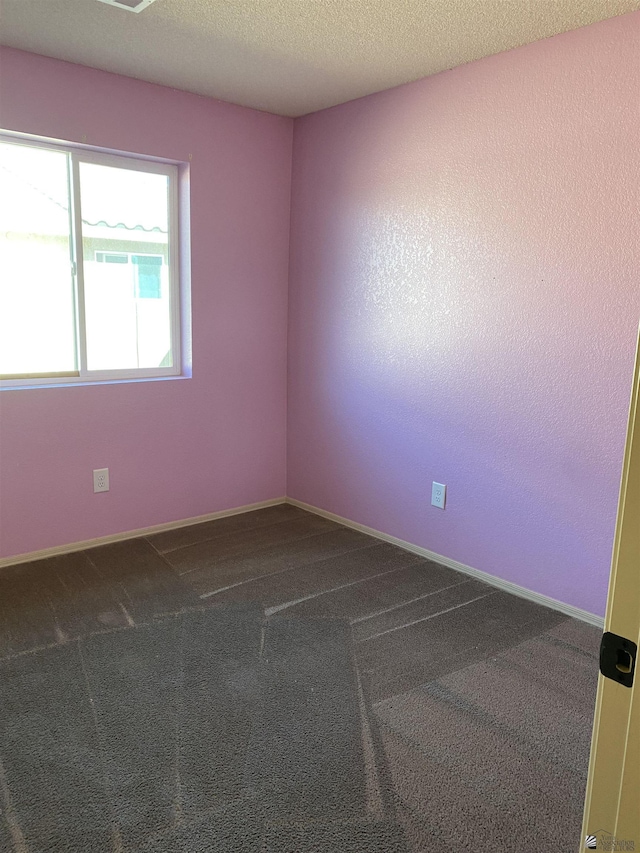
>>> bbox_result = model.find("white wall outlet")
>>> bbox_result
[93,468,110,493]
[431,481,446,509]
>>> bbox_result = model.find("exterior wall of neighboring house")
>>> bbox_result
[0,47,293,559]
[1,230,170,372]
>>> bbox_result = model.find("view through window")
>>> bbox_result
[0,137,180,384]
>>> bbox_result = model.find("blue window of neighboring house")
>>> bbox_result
[96,252,163,298]
[132,254,162,299]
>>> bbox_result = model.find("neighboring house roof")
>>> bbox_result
[0,162,167,238]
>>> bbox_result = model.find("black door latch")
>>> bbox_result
[599,631,637,688]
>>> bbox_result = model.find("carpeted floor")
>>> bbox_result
[0,504,600,852]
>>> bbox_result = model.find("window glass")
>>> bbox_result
[0,142,77,376]
[79,162,171,371]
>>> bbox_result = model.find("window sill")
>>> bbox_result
[0,372,191,391]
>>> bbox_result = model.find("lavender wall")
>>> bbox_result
[0,48,293,559]
[287,13,640,616]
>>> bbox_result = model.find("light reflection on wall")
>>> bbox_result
[287,12,640,616]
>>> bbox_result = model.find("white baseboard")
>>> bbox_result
[0,494,606,630]
[0,497,287,569]
[286,498,605,629]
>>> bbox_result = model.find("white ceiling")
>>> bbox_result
[1,0,638,117]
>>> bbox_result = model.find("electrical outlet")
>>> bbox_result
[93,468,109,493]
[431,482,446,509]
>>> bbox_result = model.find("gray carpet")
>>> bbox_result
[0,504,600,851]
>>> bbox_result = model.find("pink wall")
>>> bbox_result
[287,12,640,616]
[0,48,293,558]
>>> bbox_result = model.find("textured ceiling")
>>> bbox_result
[1,0,639,116]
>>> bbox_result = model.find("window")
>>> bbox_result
[0,135,181,385]
[96,253,163,299]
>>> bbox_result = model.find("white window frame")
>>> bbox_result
[0,134,182,387]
